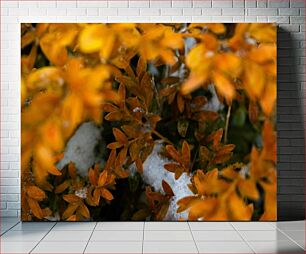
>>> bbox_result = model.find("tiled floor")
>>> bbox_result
[0,218,304,253]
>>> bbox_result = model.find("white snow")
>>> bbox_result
[57,122,102,177]
[129,141,193,221]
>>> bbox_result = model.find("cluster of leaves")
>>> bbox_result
[21,23,276,221]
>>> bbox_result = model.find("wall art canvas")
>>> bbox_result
[21,23,277,221]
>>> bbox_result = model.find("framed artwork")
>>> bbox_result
[21,23,277,221]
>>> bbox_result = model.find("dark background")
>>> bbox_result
[277,27,305,220]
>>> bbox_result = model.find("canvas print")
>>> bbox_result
[21,23,277,221]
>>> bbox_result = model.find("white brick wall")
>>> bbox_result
[0,0,305,218]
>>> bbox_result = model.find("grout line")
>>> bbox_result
[276,227,305,251]
[187,221,200,254]
[29,222,57,253]
[230,222,256,254]
[83,222,97,254]
[142,222,145,254]
[0,220,20,236]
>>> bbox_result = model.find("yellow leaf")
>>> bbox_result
[238,179,259,200]
[78,24,106,53]
[212,71,235,103]
[244,61,265,99]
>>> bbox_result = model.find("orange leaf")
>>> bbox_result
[26,186,46,201]
[88,168,98,186]
[63,194,81,203]
[212,71,235,103]
[101,188,114,201]
[238,179,259,200]
[54,180,70,194]
[77,203,90,219]
[98,170,108,187]
[62,203,79,220]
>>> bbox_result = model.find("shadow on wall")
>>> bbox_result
[277,27,305,221]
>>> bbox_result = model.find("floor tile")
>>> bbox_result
[52,222,96,231]
[12,222,55,231]
[193,230,243,241]
[90,230,143,241]
[43,230,92,242]
[231,222,275,230]
[197,241,253,253]
[143,241,198,253]
[239,230,290,241]
[145,222,189,231]
[0,230,47,242]
[282,230,305,249]
[0,241,37,253]
[189,222,234,231]
[282,230,305,241]
[248,240,304,253]
[1,221,20,234]
[144,230,193,241]
[85,241,142,253]
[32,241,87,253]
[95,221,144,231]
[276,221,305,231]
[192,231,243,242]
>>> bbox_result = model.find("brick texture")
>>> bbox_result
[0,0,305,220]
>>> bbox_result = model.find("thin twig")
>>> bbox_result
[224,105,231,144]
[151,129,174,145]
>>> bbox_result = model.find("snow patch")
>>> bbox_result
[57,122,103,177]
[130,142,193,221]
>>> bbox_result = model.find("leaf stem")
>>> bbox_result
[224,105,231,144]
[151,129,174,145]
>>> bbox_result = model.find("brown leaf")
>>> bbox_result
[177,93,185,113]
[27,197,44,219]
[93,188,101,205]
[136,57,147,77]
[135,157,144,173]
[165,145,181,164]
[103,103,118,112]
[104,149,116,172]
[62,203,79,220]
[105,111,123,121]
[116,147,128,167]
[156,203,170,221]
[66,215,77,221]
[129,141,140,161]
[88,168,98,186]
[181,141,190,169]
[113,128,128,145]
[107,142,123,149]
[77,203,90,218]
[26,186,46,201]
[68,162,77,179]
[54,180,70,194]
[164,163,182,173]
[162,180,174,197]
